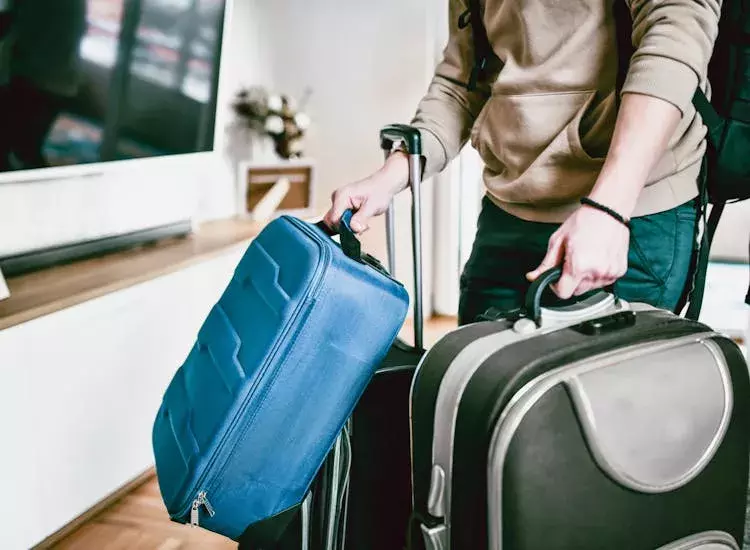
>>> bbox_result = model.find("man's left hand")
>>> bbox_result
[526,205,630,299]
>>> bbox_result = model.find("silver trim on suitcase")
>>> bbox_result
[422,295,640,538]
[414,269,745,550]
[486,331,732,550]
[656,530,740,550]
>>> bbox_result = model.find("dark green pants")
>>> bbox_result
[458,196,698,326]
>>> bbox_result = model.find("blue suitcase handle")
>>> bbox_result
[316,211,398,284]
[316,210,361,260]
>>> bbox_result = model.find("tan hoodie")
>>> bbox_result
[410,0,721,222]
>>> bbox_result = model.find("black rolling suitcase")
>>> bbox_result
[410,269,750,550]
[343,125,427,550]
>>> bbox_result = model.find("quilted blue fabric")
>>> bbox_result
[152,215,409,540]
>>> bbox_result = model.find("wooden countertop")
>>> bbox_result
[0,217,264,332]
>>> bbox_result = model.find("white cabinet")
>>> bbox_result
[0,245,245,550]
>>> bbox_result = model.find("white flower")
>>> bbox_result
[267,94,283,112]
[265,115,284,134]
[294,113,311,131]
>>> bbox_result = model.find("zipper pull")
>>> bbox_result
[190,491,215,527]
[190,499,200,527]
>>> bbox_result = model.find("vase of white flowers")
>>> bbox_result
[232,86,312,160]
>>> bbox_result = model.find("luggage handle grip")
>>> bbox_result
[525,267,618,328]
[379,124,424,351]
[316,210,362,261]
[380,124,422,156]
[316,212,399,286]
[525,267,564,327]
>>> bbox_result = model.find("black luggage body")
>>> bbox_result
[343,125,427,550]
[410,271,750,550]
[345,340,424,550]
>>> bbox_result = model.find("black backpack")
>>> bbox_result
[462,0,750,319]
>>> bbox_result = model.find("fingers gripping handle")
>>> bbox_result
[380,124,424,351]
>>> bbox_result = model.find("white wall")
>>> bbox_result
[711,201,750,263]
[256,0,439,327]
[197,0,276,222]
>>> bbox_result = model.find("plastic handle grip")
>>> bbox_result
[525,268,564,327]
[315,210,361,261]
[524,268,621,328]
[380,124,422,156]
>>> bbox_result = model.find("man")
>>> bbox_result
[324,0,720,325]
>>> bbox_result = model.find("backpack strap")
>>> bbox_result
[463,0,493,91]
[679,164,723,321]
[692,88,726,148]
[613,0,633,107]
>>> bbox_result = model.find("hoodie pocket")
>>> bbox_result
[470,89,611,202]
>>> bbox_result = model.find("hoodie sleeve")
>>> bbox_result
[409,0,502,179]
[621,0,722,116]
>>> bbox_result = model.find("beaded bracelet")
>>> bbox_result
[580,197,631,229]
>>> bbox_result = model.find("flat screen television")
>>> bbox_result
[0,0,229,276]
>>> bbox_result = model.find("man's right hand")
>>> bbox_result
[323,151,410,234]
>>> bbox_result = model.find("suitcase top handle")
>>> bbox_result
[316,209,362,261]
[525,267,621,328]
[315,211,401,287]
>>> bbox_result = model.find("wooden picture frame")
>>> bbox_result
[238,158,316,220]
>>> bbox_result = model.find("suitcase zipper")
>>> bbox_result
[173,217,331,524]
[190,491,215,527]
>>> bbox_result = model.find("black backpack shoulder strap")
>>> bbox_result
[463,0,493,90]
[613,0,633,105]
[692,87,725,147]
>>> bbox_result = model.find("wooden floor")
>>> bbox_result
[49,474,236,550]
[398,314,458,348]
[47,316,459,550]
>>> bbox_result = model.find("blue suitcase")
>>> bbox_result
[150,128,420,544]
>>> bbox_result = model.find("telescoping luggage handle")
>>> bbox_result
[379,124,424,351]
